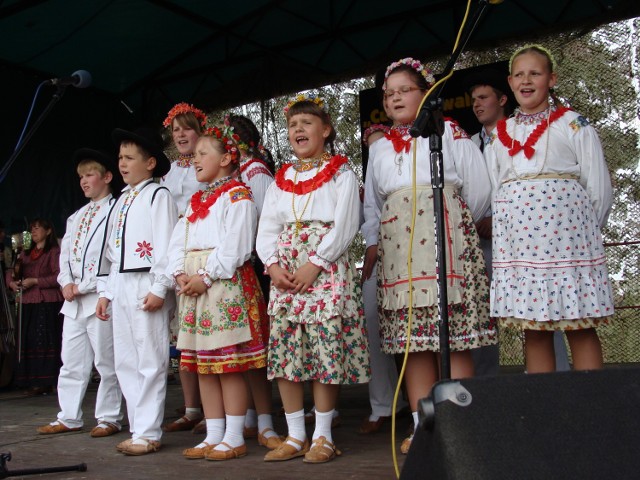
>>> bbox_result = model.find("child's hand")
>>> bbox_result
[292,262,322,294]
[175,274,188,291]
[267,264,296,292]
[362,245,378,282]
[62,283,76,302]
[96,297,111,320]
[142,292,165,312]
[177,275,207,297]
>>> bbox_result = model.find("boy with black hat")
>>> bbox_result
[37,148,123,437]
[96,128,178,455]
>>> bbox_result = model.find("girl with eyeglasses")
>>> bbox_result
[361,57,497,454]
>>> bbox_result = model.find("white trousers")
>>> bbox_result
[56,309,123,428]
[364,273,404,417]
[111,272,170,442]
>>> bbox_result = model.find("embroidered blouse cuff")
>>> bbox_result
[197,268,213,288]
[264,255,279,271]
[309,254,332,272]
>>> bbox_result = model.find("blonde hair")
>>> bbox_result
[77,159,107,176]
[509,44,557,74]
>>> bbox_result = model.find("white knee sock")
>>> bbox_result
[258,413,278,438]
[285,409,307,449]
[244,408,257,428]
[312,409,334,443]
[195,418,225,449]
[411,411,419,435]
[214,414,245,451]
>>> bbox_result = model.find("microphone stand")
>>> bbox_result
[0,84,67,183]
[409,0,496,382]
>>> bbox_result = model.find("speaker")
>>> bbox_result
[401,368,640,480]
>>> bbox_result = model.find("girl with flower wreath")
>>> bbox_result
[484,45,614,373]
[256,94,370,464]
[166,124,268,461]
[361,57,497,454]
[160,102,208,436]
[225,114,284,450]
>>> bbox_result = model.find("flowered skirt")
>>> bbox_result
[377,186,496,354]
[267,221,370,384]
[492,178,614,331]
[177,250,268,374]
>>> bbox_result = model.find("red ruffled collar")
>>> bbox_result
[275,155,348,195]
[187,178,244,222]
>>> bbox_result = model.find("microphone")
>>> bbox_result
[46,70,92,88]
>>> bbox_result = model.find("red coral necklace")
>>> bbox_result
[497,107,569,159]
[187,178,243,222]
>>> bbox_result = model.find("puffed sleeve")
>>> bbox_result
[256,181,282,267]
[362,141,384,247]
[167,215,187,280]
[247,168,274,217]
[573,122,613,228]
[205,190,257,280]
[311,168,360,268]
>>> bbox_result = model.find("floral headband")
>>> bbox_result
[163,102,208,129]
[383,57,435,90]
[510,44,557,73]
[223,114,255,153]
[283,93,327,114]
[202,120,240,161]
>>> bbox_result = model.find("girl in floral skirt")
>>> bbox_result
[256,94,370,464]
[167,123,268,461]
[484,44,614,373]
[361,58,497,454]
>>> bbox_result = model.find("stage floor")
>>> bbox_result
[0,380,410,479]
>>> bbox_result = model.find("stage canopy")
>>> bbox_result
[2,0,638,115]
[0,0,638,232]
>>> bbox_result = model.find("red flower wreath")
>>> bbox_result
[275,155,348,194]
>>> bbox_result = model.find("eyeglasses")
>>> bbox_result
[383,85,424,99]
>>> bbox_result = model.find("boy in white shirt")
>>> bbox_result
[96,128,178,455]
[37,148,123,437]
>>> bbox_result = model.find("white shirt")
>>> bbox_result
[239,157,274,217]
[161,161,206,216]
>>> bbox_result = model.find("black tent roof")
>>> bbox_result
[2,0,638,115]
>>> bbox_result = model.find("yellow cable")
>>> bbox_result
[391,1,472,477]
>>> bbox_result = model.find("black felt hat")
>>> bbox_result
[111,127,170,177]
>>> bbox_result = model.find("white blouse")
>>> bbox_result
[167,183,257,281]
[484,108,613,227]
[362,120,492,247]
[256,158,360,268]
[239,157,274,217]
[161,161,206,216]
